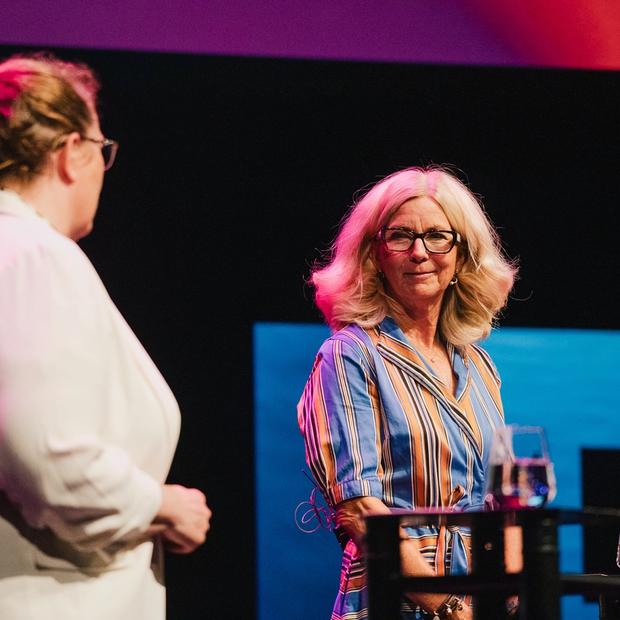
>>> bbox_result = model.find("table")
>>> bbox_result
[365,507,620,619]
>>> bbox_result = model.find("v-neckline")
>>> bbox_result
[378,316,470,402]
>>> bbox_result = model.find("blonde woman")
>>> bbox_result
[298,166,520,620]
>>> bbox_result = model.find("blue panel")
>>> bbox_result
[255,323,620,619]
[483,327,620,619]
[254,323,340,620]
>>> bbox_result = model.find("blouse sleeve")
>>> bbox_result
[0,234,161,554]
[297,335,384,506]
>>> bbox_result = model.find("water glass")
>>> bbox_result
[485,424,557,510]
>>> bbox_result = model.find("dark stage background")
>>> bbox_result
[1,44,619,619]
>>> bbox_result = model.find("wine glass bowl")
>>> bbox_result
[485,424,557,510]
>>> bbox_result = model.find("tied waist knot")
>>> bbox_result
[434,524,470,576]
[434,485,471,577]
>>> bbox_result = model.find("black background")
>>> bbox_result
[582,448,620,584]
[1,44,619,619]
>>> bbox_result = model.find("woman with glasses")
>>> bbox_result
[297,166,519,620]
[0,53,211,619]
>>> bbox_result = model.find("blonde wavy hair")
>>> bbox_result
[311,166,518,346]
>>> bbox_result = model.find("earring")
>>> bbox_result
[449,274,458,286]
[377,271,386,283]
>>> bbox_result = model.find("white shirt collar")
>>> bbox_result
[0,189,52,227]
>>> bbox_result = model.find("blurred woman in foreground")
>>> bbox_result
[0,52,211,620]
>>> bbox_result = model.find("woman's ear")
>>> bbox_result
[456,242,468,272]
[55,132,83,184]
[368,247,381,273]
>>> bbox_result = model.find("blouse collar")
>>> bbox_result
[375,315,470,400]
[0,189,53,227]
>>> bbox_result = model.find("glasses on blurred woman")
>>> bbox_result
[81,136,119,171]
[378,226,461,254]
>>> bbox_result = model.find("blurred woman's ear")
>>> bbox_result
[56,132,83,184]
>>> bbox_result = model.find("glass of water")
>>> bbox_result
[485,424,557,510]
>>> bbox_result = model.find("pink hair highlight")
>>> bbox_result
[0,69,24,118]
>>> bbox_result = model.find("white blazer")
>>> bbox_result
[0,190,181,619]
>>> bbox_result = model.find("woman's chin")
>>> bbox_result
[71,219,94,241]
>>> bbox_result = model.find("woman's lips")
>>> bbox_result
[406,271,434,277]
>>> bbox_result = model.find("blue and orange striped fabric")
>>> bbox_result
[297,316,505,619]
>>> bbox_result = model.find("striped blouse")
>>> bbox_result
[297,316,505,620]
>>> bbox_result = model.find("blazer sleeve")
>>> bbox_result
[0,235,161,552]
[297,335,384,507]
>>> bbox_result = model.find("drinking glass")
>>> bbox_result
[485,424,557,510]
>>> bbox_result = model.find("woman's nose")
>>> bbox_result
[409,238,428,261]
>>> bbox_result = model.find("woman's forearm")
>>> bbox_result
[336,496,471,618]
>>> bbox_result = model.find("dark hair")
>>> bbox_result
[0,52,100,184]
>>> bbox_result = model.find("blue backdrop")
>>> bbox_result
[255,323,620,619]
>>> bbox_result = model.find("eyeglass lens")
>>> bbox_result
[101,141,118,171]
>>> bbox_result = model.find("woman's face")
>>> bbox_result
[375,196,461,315]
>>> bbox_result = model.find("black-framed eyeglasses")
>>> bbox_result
[378,227,461,254]
[81,136,119,171]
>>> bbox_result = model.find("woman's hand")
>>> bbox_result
[152,484,212,554]
[337,497,472,616]
[455,603,473,620]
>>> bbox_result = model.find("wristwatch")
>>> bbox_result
[431,595,464,619]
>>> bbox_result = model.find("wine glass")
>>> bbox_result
[485,424,557,510]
